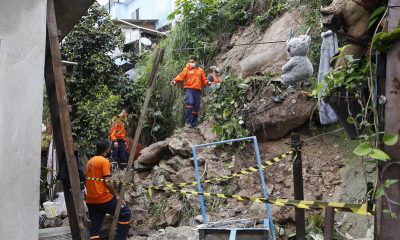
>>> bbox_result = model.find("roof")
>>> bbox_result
[120,19,158,24]
[54,0,95,39]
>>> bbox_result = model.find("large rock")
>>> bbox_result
[138,140,170,166]
[148,226,198,240]
[174,167,196,183]
[163,195,184,226]
[166,155,192,172]
[215,10,305,78]
[168,129,205,158]
[197,119,218,143]
[206,160,232,179]
[244,89,314,141]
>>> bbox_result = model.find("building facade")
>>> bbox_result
[107,0,175,30]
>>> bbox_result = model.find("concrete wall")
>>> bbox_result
[0,1,46,239]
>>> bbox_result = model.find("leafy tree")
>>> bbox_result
[61,3,137,154]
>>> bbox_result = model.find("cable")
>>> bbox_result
[303,128,344,142]
[168,40,287,51]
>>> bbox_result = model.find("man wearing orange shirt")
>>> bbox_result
[171,56,210,128]
[109,109,128,169]
[86,141,131,240]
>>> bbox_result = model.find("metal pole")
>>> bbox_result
[253,136,275,240]
[324,207,335,240]
[192,146,208,224]
[377,1,400,238]
[291,133,305,240]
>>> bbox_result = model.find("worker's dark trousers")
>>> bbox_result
[111,139,128,169]
[184,88,201,127]
[87,198,131,240]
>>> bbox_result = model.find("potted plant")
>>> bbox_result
[314,51,369,139]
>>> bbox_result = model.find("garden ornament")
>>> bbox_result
[281,35,314,87]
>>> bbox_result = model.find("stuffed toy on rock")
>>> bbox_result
[281,35,314,86]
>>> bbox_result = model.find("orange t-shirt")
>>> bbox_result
[85,156,114,204]
[175,64,209,91]
[109,116,127,142]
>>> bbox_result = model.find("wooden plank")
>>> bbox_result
[45,0,89,239]
[377,1,400,239]
[108,48,165,239]
[323,207,334,240]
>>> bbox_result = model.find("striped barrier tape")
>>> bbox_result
[155,187,375,216]
[86,177,374,216]
[87,151,292,190]
[149,150,294,190]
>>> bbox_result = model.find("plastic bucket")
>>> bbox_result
[43,201,58,218]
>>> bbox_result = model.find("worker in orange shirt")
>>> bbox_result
[171,56,210,128]
[85,140,131,240]
[207,66,222,85]
[109,109,128,169]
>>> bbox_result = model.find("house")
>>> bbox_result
[105,0,176,30]
[103,0,175,79]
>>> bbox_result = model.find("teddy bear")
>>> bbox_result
[281,35,314,86]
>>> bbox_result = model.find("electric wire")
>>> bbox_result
[303,128,345,142]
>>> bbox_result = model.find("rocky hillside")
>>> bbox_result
[119,123,373,240]
[117,6,374,240]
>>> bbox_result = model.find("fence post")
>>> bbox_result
[324,207,335,240]
[291,132,306,240]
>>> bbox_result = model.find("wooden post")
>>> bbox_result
[108,48,165,239]
[324,207,335,240]
[45,0,89,239]
[377,1,400,239]
[291,133,306,240]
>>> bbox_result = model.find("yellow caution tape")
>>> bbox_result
[86,176,375,216]
[150,150,293,190]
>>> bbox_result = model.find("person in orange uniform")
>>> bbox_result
[109,109,128,169]
[85,140,131,240]
[207,66,222,85]
[171,56,210,128]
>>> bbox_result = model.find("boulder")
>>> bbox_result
[174,167,196,183]
[244,89,314,141]
[151,166,172,186]
[166,155,192,172]
[164,195,185,226]
[194,153,220,166]
[138,140,170,166]
[206,160,232,179]
[215,10,305,78]
[148,226,198,240]
[133,161,153,172]
[197,119,218,142]
[168,129,205,158]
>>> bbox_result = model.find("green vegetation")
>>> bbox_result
[61,3,136,154]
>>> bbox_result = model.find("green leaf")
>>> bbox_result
[383,134,399,146]
[347,116,355,125]
[369,149,390,161]
[368,6,386,29]
[384,179,399,188]
[375,187,385,199]
[353,142,373,156]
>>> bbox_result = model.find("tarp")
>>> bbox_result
[318,30,338,125]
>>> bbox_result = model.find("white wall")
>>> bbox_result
[0,0,46,239]
[110,0,175,29]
